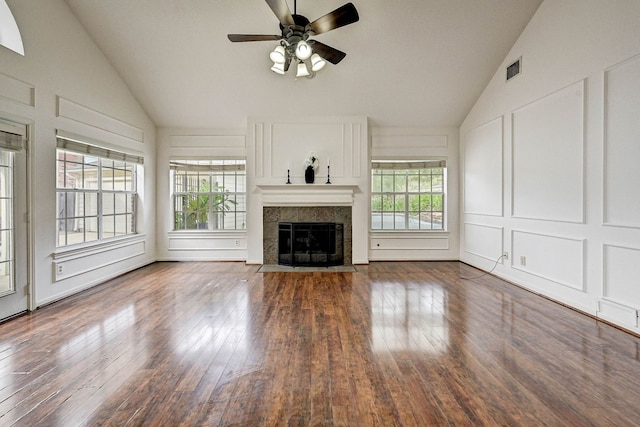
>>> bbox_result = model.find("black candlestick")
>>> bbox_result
[326,165,331,184]
[286,169,291,184]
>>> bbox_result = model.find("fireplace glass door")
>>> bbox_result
[278,222,344,267]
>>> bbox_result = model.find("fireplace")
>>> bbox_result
[262,206,352,265]
[278,222,344,267]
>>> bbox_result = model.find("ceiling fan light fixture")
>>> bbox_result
[296,61,310,78]
[269,45,286,63]
[294,40,312,60]
[310,53,326,71]
[228,1,360,79]
[271,61,286,74]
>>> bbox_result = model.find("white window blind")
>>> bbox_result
[371,160,446,170]
[56,133,144,165]
[169,161,245,172]
[0,120,26,152]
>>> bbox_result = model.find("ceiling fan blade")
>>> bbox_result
[308,40,347,65]
[265,0,295,26]
[309,2,359,35]
[227,34,281,42]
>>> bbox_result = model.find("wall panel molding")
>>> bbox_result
[253,122,265,178]
[0,72,35,107]
[52,238,145,282]
[597,299,638,329]
[267,121,347,181]
[463,223,503,261]
[463,116,503,216]
[511,230,585,291]
[169,134,245,148]
[512,80,585,223]
[603,54,640,229]
[603,243,640,308]
[57,96,144,143]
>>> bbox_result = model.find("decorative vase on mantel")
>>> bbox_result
[305,165,315,184]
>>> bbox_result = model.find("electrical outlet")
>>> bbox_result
[56,264,63,275]
[503,252,509,261]
[235,240,240,246]
[520,256,526,266]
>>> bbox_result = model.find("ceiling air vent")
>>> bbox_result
[506,57,521,81]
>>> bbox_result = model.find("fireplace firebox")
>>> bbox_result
[278,222,344,267]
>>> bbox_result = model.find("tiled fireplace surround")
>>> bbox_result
[262,206,353,266]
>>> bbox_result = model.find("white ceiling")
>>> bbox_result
[63,0,542,129]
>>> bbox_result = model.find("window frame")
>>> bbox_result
[170,159,247,232]
[370,159,446,232]
[55,135,142,248]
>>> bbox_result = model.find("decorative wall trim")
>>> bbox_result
[0,72,35,107]
[169,134,245,148]
[603,53,640,229]
[370,233,449,250]
[602,243,640,308]
[463,223,504,262]
[53,234,146,260]
[371,132,448,149]
[57,96,144,143]
[254,122,265,178]
[463,116,503,216]
[511,80,585,223]
[352,123,362,177]
[597,299,638,329]
[52,238,146,282]
[168,232,246,251]
[40,260,153,308]
[256,184,357,206]
[511,230,585,291]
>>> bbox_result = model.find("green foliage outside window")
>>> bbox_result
[371,166,445,230]
[174,179,237,230]
[172,159,246,231]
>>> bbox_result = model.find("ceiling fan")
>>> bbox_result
[227,0,359,78]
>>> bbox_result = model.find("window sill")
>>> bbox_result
[370,230,449,235]
[168,230,247,237]
[53,234,146,260]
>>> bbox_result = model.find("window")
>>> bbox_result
[171,159,246,231]
[56,136,142,247]
[371,160,446,231]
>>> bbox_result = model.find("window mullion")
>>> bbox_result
[208,189,214,231]
[404,170,409,229]
[97,160,102,240]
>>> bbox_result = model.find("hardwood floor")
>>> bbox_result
[1,261,640,426]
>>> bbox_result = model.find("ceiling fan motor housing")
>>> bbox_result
[280,14,312,45]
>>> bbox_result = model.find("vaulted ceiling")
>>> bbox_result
[63,0,542,129]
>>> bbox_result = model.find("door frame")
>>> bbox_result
[0,113,34,318]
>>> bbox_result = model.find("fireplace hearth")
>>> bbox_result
[278,222,344,267]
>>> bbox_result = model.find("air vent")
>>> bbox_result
[506,57,521,81]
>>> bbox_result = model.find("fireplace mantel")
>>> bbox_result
[256,183,358,206]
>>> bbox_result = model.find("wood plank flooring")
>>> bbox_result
[1,261,640,426]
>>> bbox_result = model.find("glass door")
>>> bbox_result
[0,124,29,321]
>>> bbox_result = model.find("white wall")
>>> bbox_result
[460,0,640,333]
[0,0,156,307]
[370,127,460,260]
[156,127,247,261]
